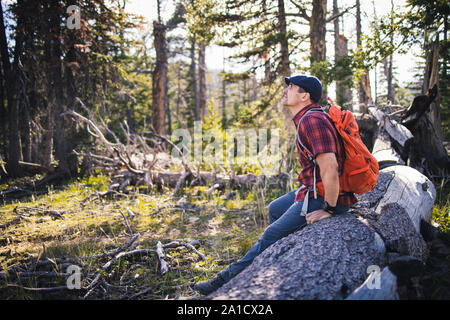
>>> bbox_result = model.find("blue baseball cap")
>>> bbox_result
[284,75,322,103]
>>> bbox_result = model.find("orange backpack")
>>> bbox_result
[296,97,379,196]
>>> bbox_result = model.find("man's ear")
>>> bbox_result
[303,92,312,103]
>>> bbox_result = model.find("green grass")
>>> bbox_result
[432,178,450,235]
[0,174,276,300]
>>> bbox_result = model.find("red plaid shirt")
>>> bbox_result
[293,104,357,207]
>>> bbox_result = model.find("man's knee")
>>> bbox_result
[268,200,278,220]
[268,199,285,223]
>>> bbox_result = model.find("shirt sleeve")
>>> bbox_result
[298,114,338,158]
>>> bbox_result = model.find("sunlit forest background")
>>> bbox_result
[0,0,448,300]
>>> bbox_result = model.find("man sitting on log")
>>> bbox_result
[193,75,357,295]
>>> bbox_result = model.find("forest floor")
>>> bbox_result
[0,174,449,300]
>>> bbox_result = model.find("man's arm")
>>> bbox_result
[305,152,339,225]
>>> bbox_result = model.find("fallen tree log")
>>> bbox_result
[372,130,405,169]
[146,170,290,192]
[18,161,54,175]
[205,165,435,300]
[369,107,414,169]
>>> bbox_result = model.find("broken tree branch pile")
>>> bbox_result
[59,98,291,198]
[0,232,205,299]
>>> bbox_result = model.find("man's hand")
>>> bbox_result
[305,209,332,225]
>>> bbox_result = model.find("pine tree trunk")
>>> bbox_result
[277,0,290,77]
[127,104,136,133]
[198,44,207,120]
[43,100,54,170]
[383,57,395,104]
[152,21,168,135]
[165,72,171,134]
[356,0,371,110]
[1,0,23,177]
[190,37,200,122]
[22,103,32,163]
[0,61,6,164]
[335,35,353,107]
[64,13,80,176]
[423,36,442,139]
[333,0,352,107]
[262,0,271,82]
[310,0,327,102]
[222,75,226,130]
[310,0,327,62]
[50,3,68,174]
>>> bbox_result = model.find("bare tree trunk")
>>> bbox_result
[278,0,290,77]
[127,104,136,133]
[222,72,226,130]
[64,7,81,176]
[176,63,181,116]
[374,64,378,104]
[152,21,168,135]
[423,36,442,139]
[31,120,40,165]
[1,0,23,177]
[383,57,395,104]
[335,35,353,107]
[443,15,448,84]
[310,0,327,62]
[356,0,371,110]
[50,3,69,174]
[333,0,352,107]
[22,103,32,163]
[384,0,396,105]
[43,100,54,170]
[0,61,6,163]
[165,72,171,134]
[310,0,327,102]
[198,44,207,120]
[190,37,200,121]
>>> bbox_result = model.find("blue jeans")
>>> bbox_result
[218,189,349,282]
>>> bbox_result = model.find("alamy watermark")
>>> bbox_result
[366,265,381,290]
[66,5,81,30]
[66,264,81,290]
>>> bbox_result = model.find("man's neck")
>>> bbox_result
[288,102,313,117]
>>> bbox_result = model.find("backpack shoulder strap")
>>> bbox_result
[295,107,325,200]
[295,108,325,161]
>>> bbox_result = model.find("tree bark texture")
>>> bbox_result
[382,57,395,104]
[310,0,327,63]
[356,0,371,108]
[423,36,442,139]
[222,76,226,129]
[277,0,290,77]
[190,38,200,122]
[49,2,69,174]
[310,0,327,102]
[0,0,22,177]
[152,21,168,135]
[335,34,353,106]
[198,44,207,120]
[407,113,450,174]
[333,0,352,107]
